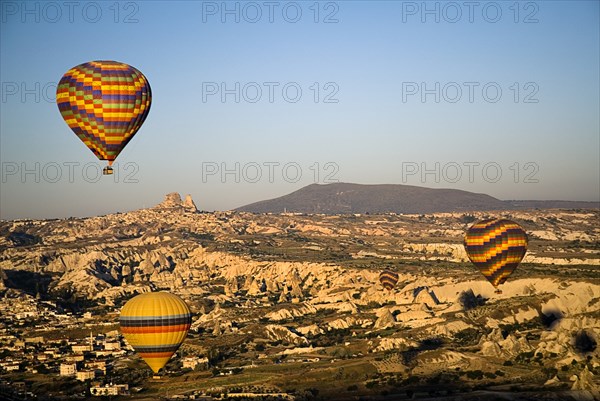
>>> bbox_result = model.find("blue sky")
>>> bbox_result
[1,1,599,219]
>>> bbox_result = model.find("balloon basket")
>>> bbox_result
[494,289,503,294]
[103,166,114,175]
[152,374,163,380]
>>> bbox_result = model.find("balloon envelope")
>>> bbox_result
[56,60,151,163]
[120,292,191,373]
[379,269,399,291]
[464,219,528,288]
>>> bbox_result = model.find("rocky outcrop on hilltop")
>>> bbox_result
[183,194,198,211]
[159,192,184,208]
[155,192,197,212]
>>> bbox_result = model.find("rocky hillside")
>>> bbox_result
[1,194,599,399]
[0,194,598,300]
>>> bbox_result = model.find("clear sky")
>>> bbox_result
[1,0,598,219]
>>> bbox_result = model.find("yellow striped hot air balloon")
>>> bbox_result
[379,269,399,291]
[464,219,528,293]
[56,60,151,175]
[119,292,191,374]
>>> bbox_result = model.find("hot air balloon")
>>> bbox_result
[119,292,191,374]
[464,219,528,293]
[56,60,151,175]
[379,269,399,291]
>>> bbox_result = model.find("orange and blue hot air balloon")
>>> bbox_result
[464,219,528,293]
[119,292,191,374]
[56,60,151,175]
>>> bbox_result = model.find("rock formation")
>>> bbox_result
[183,194,198,212]
[374,308,396,329]
[570,365,600,399]
[155,192,197,212]
[160,192,184,208]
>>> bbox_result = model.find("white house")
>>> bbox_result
[59,363,77,376]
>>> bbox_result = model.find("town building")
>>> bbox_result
[182,356,209,370]
[59,363,77,376]
[76,370,95,381]
[90,384,129,396]
[85,361,106,375]
[103,341,120,350]
[72,344,92,353]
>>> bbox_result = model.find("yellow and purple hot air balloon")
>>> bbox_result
[56,60,151,175]
[379,269,399,291]
[464,219,528,293]
[119,292,191,374]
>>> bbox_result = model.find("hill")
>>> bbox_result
[236,183,599,214]
[236,183,509,214]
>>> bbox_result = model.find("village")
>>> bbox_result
[0,291,137,398]
[0,290,302,400]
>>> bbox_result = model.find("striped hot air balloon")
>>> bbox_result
[464,219,528,293]
[379,269,399,291]
[120,292,191,374]
[56,60,151,175]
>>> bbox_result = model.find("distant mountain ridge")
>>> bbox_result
[235,183,599,214]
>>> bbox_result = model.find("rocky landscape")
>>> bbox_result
[0,192,599,400]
